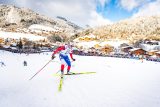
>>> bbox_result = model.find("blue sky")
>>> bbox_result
[0,0,160,27]
[96,0,159,22]
[96,0,135,22]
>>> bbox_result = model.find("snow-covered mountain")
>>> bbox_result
[0,4,82,37]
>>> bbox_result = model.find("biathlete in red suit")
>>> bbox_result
[51,44,76,75]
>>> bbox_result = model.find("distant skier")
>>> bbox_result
[51,43,76,77]
[139,55,144,63]
[0,61,6,67]
[23,60,27,66]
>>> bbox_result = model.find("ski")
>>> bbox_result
[57,72,96,91]
[54,72,96,76]
[58,74,64,92]
[65,72,96,75]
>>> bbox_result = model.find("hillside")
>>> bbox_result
[0,4,82,37]
[77,16,160,43]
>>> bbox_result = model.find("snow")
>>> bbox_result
[6,6,21,23]
[129,48,141,52]
[121,46,133,49]
[0,31,46,41]
[99,40,129,48]
[141,44,160,51]
[74,40,129,49]
[81,34,96,39]
[76,41,99,49]
[156,51,160,54]
[29,24,58,32]
[73,34,96,43]
[0,50,160,107]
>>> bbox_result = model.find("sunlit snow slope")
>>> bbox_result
[0,50,160,107]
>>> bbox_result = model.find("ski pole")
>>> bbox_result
[29,59,52,80]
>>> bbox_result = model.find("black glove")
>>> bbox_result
[72,58,76,61]
[51,55,56,60]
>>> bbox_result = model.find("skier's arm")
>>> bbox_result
[53,46,65,55]
[51,46,65,59]
[70,52,75,61]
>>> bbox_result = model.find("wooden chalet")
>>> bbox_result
[146,50,158,56]
[94,44,102,49]
[100,45,114,54]
[129,48,147,55]
[121,46,133,53]
[155,51,160,57]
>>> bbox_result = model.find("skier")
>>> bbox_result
[0,61,6,67]
[23,60,27,66]
[51,43,76,77]
[139,55,144,63]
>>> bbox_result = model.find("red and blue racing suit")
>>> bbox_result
[52,45,75,73]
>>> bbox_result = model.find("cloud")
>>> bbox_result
[1,0,112,27]
[97,0,110,7]
[118,0,151,11]
[132,0,160,17]
[89,11,112,27]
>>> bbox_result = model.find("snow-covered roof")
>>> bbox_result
[147,50,158,52]
[3,45,10,48]
[155,51,160,54]
[121,46,133,49]
[10,47,17,50]
[129,48,141,52]
[141,44,160,51]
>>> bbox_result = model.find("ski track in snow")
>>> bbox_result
[0,50,160,107]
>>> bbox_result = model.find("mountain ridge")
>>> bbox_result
[0,4,82,37]
[76,15,160,43]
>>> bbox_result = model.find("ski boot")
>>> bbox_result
[61,71,64,78]
[67,71,73,75]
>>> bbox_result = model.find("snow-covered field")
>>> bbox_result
[0,50,160,107]
[0,31,46,41]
